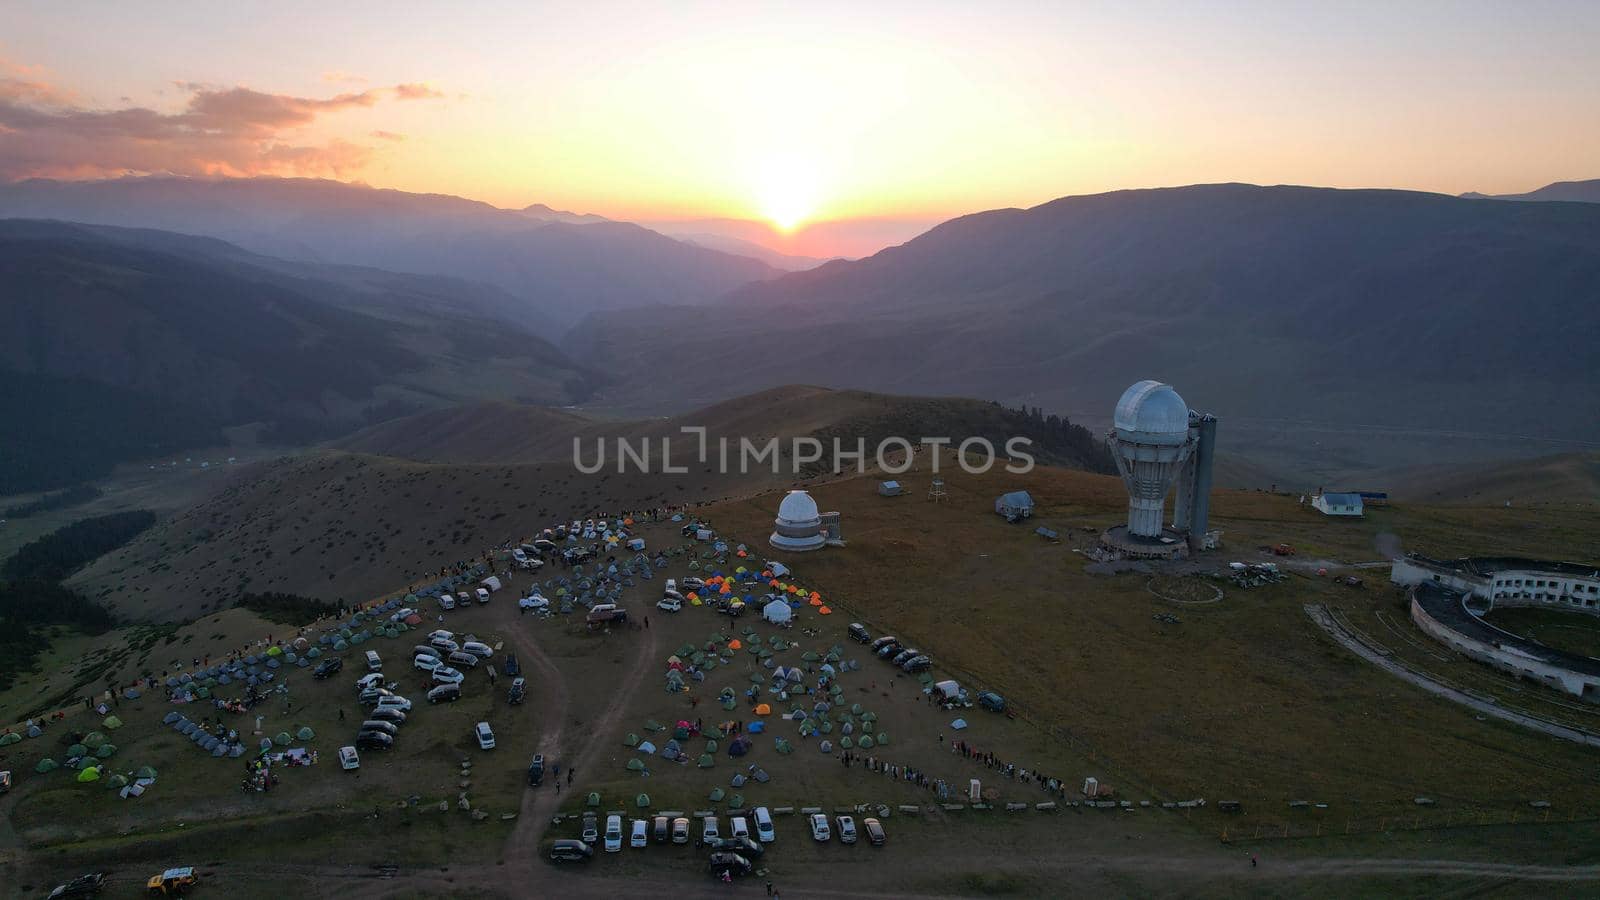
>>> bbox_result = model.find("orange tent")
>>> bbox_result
[754,703,772,716]
[687,592,699,601]
[729,639,743,650]
[720,584,733,595]
[809,597,822,607]
[818,606,833,615]
[736,549,748,558]
[809,591,820,601]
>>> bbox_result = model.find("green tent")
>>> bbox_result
[704,739,718,754]
[296,726,315,741]
[101,715,122,730]
[105,773,128,789]
[273,731,292,746]
[266,645,283,657]
[801,651,821,661]
[858,735,875,750]
[708,787,726,802]
[877,732,889,745]
[626,758,646,771]
[636,793,650,808]
[673,726,691,740]
[136,765,158,779]
[728,794,744,809]
[82,731,107,748]
[0,732,19,746]
[697,754,714,768]
[586,791,601,807]
[77,766,100,782]
[721,697,737,711]
[95,743,117,759]
[333,640,349,651]
[624,733,639,747]
[839,736,853,750]
[35,757,58,773]
[850,703,863,715]
[819,721,833,734]
[306,647,321,658]
[774,738,793,754]
[195,686,211,699]
[67,743,88,758]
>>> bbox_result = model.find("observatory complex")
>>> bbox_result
[1103,380,1218,559]
[769,490,843,552]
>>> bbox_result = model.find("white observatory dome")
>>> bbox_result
[776,490,821,525]
[771,490,826,552]
[1112,380,1191,446]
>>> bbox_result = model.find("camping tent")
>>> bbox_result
[878,480,902,496]
[761,599,793,625]
[995,491,1035,521]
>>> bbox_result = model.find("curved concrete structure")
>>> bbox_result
[1410,581,1600,701]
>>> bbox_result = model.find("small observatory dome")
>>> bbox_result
[1112,380,1191,446]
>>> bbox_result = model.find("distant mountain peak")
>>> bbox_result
[1460,178,1600,203]
[518,203,610,224]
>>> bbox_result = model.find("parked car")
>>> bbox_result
[653,816,669,843]
[890,648,918,667]
[358,720,398,737]
[354,672,384,692]
[431,667,465,685]
[313,657,343,679]
[680,576,705,592]
[430,636,460,653]
[701,815,721,843]
[753,806,776,842]
[848,623,871,643]
[711,835,764,857]
[809,813,831,841]
[368,707,406,724]
[428,629,455,641]
[355,731,393,751]
[439,593,456,610]
[863,817,886,846]
[707,852,753,879]
[665,578,677,594]
[730,816,750,840]
[548,839,592,863]
[527,754,545,786]
[412,645,439,660]
[977,691,1006,712]
[358,687,395,706]
[630,818,648,848]
[447,650,480,669]
[656,596,683,613]
[463,641,493,658]
[902,655,932,673]
[671,817,690,844]
[413,655,443,674]
[146,867,199,896]
[503,654,520,676]
[364,650,382,671]
[374,695,412,712]
[508,677,526,705]
[875,641,902,659]
[475,588,491,603]
[45,872,106,899]
[604,814,623,852]
[475,721,496,750]
[836,814,857,844]
[427,683,461,704]
[870,635,898,653]
[582,814,599,844]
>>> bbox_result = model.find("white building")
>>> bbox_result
[769,490,826,552]
[1311,492,1364,517]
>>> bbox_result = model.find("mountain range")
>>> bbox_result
[0,176,782,329]
[569,184,1600,460]
[1461,178,1600,203]
[0,219,595,490]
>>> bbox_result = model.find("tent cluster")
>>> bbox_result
[161,710,251,759]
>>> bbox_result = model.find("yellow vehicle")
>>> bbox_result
[147,867,198,895]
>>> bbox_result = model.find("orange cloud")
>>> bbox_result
[0,66,441,180]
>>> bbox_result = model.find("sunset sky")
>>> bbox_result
[3,1,1599,256]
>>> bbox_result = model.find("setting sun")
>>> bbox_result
[753,154,822,233]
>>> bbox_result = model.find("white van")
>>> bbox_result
[730,816,750,840]
[440,593,456,610]
[753,807,775,842]
[475,588,490,604]
[365,650,382,672]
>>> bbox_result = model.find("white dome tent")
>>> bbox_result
[769,490,826,552]
[762,598,793,624]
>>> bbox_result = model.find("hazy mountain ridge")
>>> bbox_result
[569,184,1600,448]
[0,176,783,329]
[0,220,597,463]
[1462,178,1600,203]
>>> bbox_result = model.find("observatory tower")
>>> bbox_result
[1103,380,1218,559]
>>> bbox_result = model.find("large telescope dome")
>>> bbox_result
[1112,380,1191,446]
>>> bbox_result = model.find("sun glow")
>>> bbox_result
[753,154,821,233]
